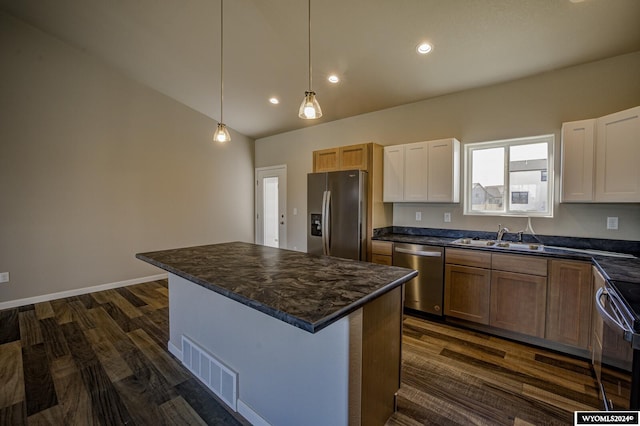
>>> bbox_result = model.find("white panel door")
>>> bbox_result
[255,165,287,248]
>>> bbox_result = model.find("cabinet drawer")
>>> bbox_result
[372,240,393,256]
[371,254,393,266]
[492,253,547,276]
[445,248,491,269]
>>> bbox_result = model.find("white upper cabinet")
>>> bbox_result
[382,144,404,202]
[383,138,460,203]
[561,106,640,203]
[561,119,596,202]
[595,106,640,202]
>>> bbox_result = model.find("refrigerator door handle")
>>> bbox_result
[321,191,328,255]
[324,190,332,255]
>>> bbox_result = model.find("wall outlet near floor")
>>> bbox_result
[444,212,451,223]
[0,272,9,283]
[606,216,619,230]
[415,211,422,221]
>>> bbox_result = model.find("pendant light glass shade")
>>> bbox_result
[298,91,322,119]
[214,0,230,142]
[299,0,321,120]
[213,122,230,143]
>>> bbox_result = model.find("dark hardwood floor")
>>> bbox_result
[1,280,604,425]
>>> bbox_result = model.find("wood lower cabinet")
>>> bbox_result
[490,270,547,338]
[444,249,492,325]
[371,240,393,266]
[545,260,592,349]
[444,264,491,325]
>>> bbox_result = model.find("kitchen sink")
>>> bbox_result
[451,238,543,251]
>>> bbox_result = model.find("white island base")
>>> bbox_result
[166,273,403,426]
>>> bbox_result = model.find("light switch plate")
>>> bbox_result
[415,212,422,221]
[0,272,9,283]
[606,217,618,230]
[444,212,451,223]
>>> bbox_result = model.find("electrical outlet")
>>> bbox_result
[444,212,451,223]
[607,217,619,230]
[415,211,422,221]
[0,272,9,283]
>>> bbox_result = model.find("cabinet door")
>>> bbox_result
[595,106,640,202]
[340,144,368,171]
[561,119,595,202]
[403,141,429,201]
[427,139,460,202]
[383,145,405,202]
[313,148,340,172]
[490,271,547,337]
[545,260,592,349]
[444,264,490,325]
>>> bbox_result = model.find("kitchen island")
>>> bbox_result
[136,242,417,426]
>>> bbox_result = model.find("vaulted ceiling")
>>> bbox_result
[2,0,639,139]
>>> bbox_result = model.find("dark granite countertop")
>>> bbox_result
[136,242,417,334]
[374,231,640,284]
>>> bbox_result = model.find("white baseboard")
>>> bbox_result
[0,273,168,310]
[167,340,182,360]
[237,400,271,426]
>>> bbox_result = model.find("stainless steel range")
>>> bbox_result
[593,277,640,410]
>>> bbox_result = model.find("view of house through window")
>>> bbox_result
[465,135,554,217]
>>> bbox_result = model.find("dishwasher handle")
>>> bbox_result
[394,247,442,257]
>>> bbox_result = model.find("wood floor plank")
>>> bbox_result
[0,401,26,425]
[127,328,189,386]
[127,284,168,310]
[0,341,25,410]
[50,365,97,426]
[0,308,20,345]
[174,378,248,426]
[49,298,73,325]
[22,343,58,416]
[112,374,170,425]
[67,300,96,330]
[26,404,63,425]
[80,363,134,425]
[18,310,42,347]
[84,327,133,383]
[104,289,144,319]
[39,317,70,360]
[115,286,148,308]
[160,396,207,426]
[34,301,55,320]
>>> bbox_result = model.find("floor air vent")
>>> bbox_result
[181,336,238,411]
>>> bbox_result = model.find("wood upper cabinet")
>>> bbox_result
[561,119,596,202]
[383,138,460,203]
[595,106,640,202]
[444,248,491,325]
[313,143,369,172]
[560,106,640,203]
[545,260,592,349]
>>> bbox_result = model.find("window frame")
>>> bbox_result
[463,134,555,218]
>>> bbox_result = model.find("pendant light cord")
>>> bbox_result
[220,0,224,123]
[307,0,312,91]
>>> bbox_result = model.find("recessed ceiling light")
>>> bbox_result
[269,97,279,104]
[328,75,339,84]
[416,42,433,55]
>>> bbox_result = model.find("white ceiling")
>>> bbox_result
[2,0,639,139]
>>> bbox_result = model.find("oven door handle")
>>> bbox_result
[595,287,636,344]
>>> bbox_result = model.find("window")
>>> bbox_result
[464,135,554,217]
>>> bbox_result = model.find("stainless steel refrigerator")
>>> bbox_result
[307,170,368,261]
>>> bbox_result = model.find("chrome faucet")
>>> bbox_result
[497,224,510,241]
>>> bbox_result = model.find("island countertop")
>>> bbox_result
[136,241,417,333]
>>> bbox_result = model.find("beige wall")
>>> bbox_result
[256,51,640,252]
[0,13,255,304]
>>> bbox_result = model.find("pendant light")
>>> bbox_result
[213,0,231,142]
[298,0,322,119]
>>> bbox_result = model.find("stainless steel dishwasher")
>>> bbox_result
[393,243,444,316]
